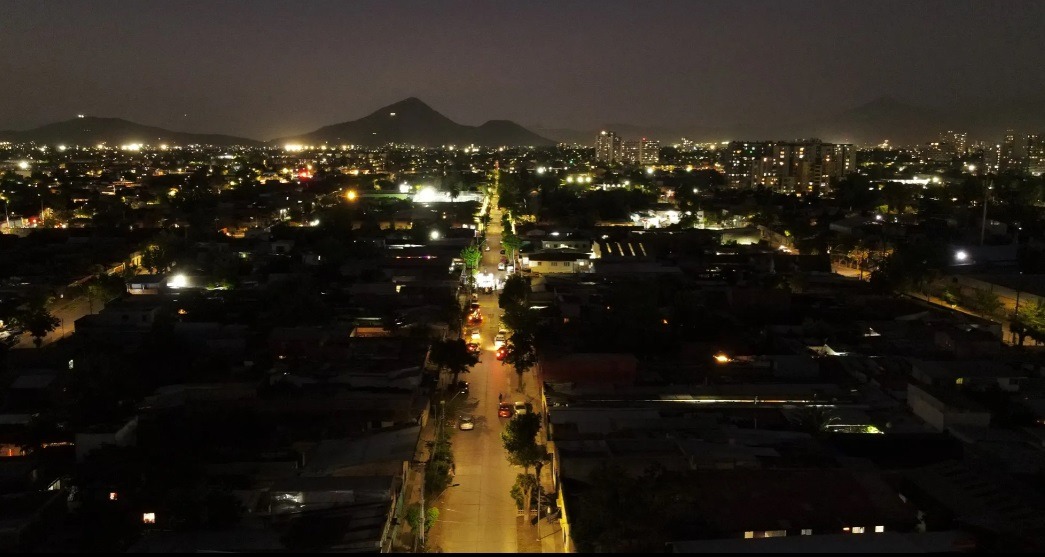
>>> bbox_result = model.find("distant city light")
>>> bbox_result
[954,250,969,262]
[345,190,358,201]
[399,183,411,194]
[713,353,731,364]
[284,143,304,152]
[17,161,29,170]
[430,230,441,240]
[537,167,546,174]
[57,144,67,152]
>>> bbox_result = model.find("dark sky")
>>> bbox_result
[2,0,1044,140]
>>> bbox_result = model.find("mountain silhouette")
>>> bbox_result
[276,98,554,147]
[0,116,261,146]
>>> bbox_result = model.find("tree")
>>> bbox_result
[405,502,439,550]
[1012,299,1045,347]
[510,473,541,518]
[428,338,479,384]
[788,405,839,435]
[18,301,60,348]
[501,232,522,260]
[498,274,530,309]
[501,303,539,390]
[460,244,481,273]
[965,288,1003,318]
[501,412,547,518]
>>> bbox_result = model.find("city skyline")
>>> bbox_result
[3,0,1045,141]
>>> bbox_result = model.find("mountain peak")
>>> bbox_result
[278,98,554,147]
[381,97,436,114]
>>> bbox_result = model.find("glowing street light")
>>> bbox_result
[954,250,969,262]
[430,230,441,240]
[345,190,358,201]
[713,353,731,364]
[168,274,188,289]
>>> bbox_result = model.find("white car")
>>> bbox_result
[494,330,507,349]
[514,401,528,415]
[469,328,481,342]
[459,415,475,430]
[497,261,506,271]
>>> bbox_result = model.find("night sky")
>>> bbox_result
[2,0,1044,140]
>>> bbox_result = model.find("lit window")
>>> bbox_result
[801,529,812,536]
[955,378,964,385]
[875,526,885,533]
[109,492,118,501]
[852,526,865,534]
[142,512,156,524]
[744,531,754,539]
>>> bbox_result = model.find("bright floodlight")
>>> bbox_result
[646,167,655,175]
[345,190,358,201]
[955,250,969,262]
[399,183,411,194]
[17,161,29,170]
[168,274,188,289]
[713,353,731,364]
[430,230,440,240]
[537,167,546,175]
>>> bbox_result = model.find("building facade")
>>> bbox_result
[595,131,622,164]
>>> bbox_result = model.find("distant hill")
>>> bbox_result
[806,96,951,145]
[0,116,261,147]
[276,97,554,147]
[785,95,1045,146]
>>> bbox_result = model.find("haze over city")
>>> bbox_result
[3,0,1045,141]
[4,1,1045,554]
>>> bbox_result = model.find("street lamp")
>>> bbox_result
[439,389,468,443]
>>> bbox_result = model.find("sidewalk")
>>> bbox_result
[392,399,440,552]
[519,359,565,553]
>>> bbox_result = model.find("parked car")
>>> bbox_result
[466,342,481,355]
[494,330,507,349]
[468,328,481,342]
[495,346,508,361]
[449,381,469,395]
[459,415,475,430]
[498,402,513,418]
[497,261,506,271]
[514,401,529,415]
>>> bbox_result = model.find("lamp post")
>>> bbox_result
[0,194,9,229]
[439,389,468,442]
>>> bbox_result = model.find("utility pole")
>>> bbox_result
[980,177,991,246]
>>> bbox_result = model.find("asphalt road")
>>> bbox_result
[14,294,92,348]
[427,201,528,552]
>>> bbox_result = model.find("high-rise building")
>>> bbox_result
[736,139,855,193]
[640,138,660,164]
[724,141,772,188]
[939,130,968,155]
[617,136,660,165]
[1027,134,1045,176]
[595,131,622,163]
[621,140,642,164]
[1000,129,1028,172]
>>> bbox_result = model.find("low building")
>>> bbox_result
[522,251,593,274]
